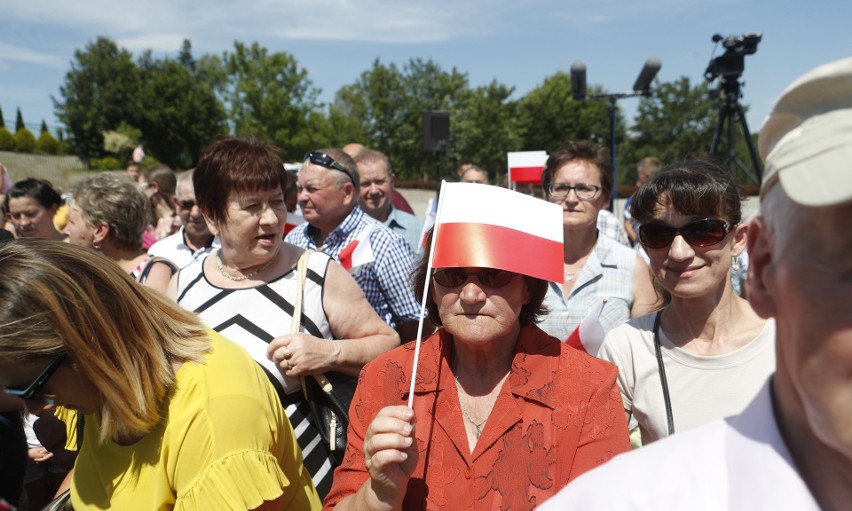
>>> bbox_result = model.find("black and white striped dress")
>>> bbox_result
[175,251,337,497]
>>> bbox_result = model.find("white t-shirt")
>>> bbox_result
[537,380,819,511]
[599,313,775,443]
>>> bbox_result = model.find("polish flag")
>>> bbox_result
[432,182,563,282]
[337,224,375,271]
[565,299,608,356]
[507,150,548,186]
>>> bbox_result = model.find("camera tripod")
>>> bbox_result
[709,76,763,184]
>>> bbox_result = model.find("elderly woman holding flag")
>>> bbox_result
[324,183,630,511]
[169,136,398,498]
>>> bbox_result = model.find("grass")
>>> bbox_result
[1,150,90,192]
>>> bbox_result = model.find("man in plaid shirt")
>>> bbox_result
[286,148,420,342]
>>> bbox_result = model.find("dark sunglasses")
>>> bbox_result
[432,268,517,288]
[639,218,733,249]
[3,353,67,403]
[176,199,196,210]
[304,152,352,183]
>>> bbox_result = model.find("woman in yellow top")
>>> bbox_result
[0,239,321,510]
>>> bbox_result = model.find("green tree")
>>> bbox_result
[627,76,716,168]
[517,72,615,154]
[452,80,521,182]
[40,120,49,134]
[38,130,59,154]
[0,104,5,128]
[14,128,37,153]
[332,58,472,181]
[134,41,227,168]
[15,108,25,132]
[53,36,142,162]
[223,41,323,159]
[0,127,15,150]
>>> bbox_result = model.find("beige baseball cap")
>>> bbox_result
[758,56,852,206]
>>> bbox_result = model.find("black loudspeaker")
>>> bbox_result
[422,111,450,152]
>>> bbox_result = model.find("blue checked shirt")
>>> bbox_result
[385,206,424,256]
[285,206,420,330]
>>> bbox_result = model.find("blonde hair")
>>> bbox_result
[68,174,151,250]
[0,239,210,443]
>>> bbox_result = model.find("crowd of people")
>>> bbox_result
[1,56,850,510]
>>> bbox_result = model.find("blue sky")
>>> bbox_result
[1,0,848,144]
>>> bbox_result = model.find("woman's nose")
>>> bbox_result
[668,234,694,259]
[459,278,486,303]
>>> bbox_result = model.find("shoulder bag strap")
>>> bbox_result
[292,251,334,394]
[653,310,675,435]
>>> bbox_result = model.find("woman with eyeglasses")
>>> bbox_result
[598,159,775,444]
[323,229,630,511]
[3,178,65,240]
[538,141,658,341]
[170,137,399,498]
[0,239,321,510]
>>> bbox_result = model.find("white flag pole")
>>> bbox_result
[407,180,448,408]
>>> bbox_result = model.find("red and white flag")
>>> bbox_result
[432,182,563,282]
[337,224,375,271]
[507,150,548,186]
[565,299,608,356]
[407,182,564,407]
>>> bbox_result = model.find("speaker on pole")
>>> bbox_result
[422,111,450,152]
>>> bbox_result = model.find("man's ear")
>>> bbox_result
[341,182,356,204]
[745,216,776,319]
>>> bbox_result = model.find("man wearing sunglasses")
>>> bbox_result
[148,169,220,268]
[540,57,852,511]
[286,149,420,342]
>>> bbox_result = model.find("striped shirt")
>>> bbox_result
[539,233,637,341]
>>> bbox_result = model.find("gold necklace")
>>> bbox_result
[215,253,272,281]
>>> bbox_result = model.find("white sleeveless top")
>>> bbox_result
[175,251,333,393]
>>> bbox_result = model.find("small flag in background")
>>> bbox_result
[507,150,548,187]
[432,182,563,282]
[337,224,375,271]
[565,299,608,356]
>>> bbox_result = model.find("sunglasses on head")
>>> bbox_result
[3,353,66,403]
[304,152,352,183]
[638,218,733,249]
[431,268,518,288]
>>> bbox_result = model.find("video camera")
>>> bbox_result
[704,33,762,81]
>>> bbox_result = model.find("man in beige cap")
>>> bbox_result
[538,57,852,510]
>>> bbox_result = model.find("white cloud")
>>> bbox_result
[117,33,190,53]
[0,42,63,67]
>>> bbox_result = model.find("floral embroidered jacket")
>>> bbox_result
[323,324,630,511]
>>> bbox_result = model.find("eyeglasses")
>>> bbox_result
[304,152,353,184]
[3,353,67,403]
[432,268,518,288]
[176,199,197,210]
[547,183,602,201]
[638,218,733,249]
